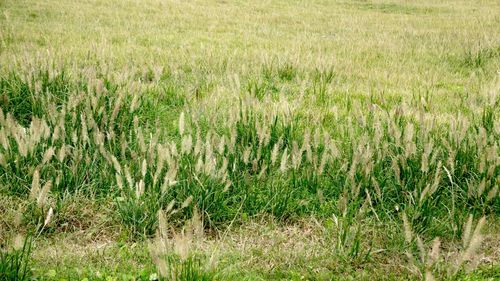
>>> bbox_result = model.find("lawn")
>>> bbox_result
[0,0,499,280]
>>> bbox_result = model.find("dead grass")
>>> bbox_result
[26,217,500,280]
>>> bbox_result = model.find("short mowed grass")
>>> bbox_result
[0,0,499,280]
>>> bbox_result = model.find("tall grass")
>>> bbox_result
[0,63,498,277]
[1,65,498,230]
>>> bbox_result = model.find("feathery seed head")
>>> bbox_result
[42,146,55,165]
[402,213,413,243]
[30,169,40,200]
[179,112,185,136]
[37,180,52,208]
[280,148,288,173]
[181,196,193,209]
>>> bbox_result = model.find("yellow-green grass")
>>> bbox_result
[24,217,500,280]
[0,0,499,280]
[1,0,499,114]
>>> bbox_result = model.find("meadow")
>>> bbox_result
[0,0,499,280]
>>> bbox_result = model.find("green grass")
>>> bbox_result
[0,234,32,281]
[344,1,447,15]
[0,0,499,279]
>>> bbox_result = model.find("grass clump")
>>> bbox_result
[0,234,33,281]
[462,46,500,70]
[1,65,498,241]
[149,209,216,281]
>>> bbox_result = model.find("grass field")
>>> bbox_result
[0,0,499,280]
